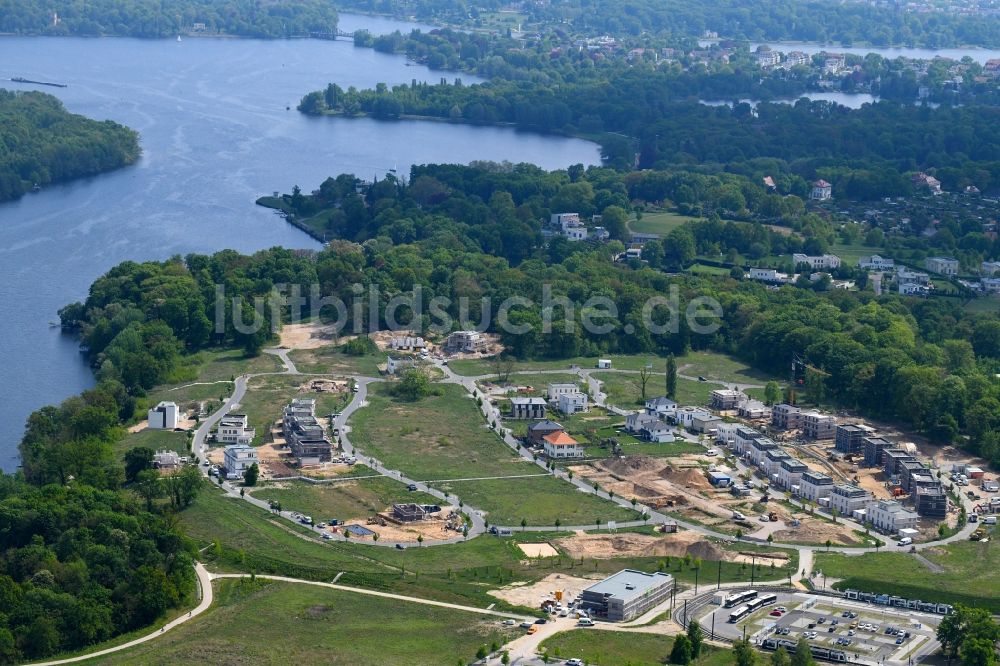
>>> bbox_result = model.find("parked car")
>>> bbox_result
[407,484,418,491]
[395,543,405,550]
[321,533,332,540]
[527,625,538,635]
[566,660,584,666]
[519,621,533,629]
[770,610,783,617]
[503,619,516,626]
[577,618,594,627]
[896,637,905,645]
[535,618,547,625]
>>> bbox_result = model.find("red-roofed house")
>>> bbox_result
[543,431,584,459]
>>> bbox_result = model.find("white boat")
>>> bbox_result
[177,35,182,42]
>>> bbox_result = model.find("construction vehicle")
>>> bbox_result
[767,511,778,522]
[970,528,987,541]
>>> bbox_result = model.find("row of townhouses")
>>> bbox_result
[510,382,591,419]
[282,398,333,464]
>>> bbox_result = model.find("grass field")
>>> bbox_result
[541,629,732,666]
[86,579,517,666]
[494,373,581,395]
[350,383,533,481]
[288,344,384,376]
[181,483,795,609]
[148,349,283,408]
[250,477,438,523]
[831,242,881,267]
[964,295,1000,314]
[116,428,190,459]
[448,355,668,376]
[629,210,700,236]
[439,476,638,527]
[815,535,1000,611]
[594,372,717,408]
[689,263,734,276]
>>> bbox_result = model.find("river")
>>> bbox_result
[0,15,600,471]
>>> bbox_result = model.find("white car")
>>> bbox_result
[705,449,718,456]
[567,660,584,666]
[759,515,770,522]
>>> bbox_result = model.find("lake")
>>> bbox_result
[699,38,1000,65]
[701,92,879,110]
[0,15,599,471]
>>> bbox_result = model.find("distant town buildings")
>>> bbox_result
[792,253,842,270]
[925,256,959,276]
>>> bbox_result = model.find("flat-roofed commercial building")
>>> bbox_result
[577,569,673,622]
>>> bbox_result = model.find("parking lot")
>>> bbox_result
[701,592,941,664]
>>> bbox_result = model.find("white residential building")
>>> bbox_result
[777,458,808,490]
[557,391,589,415]
[737,399,770,420]
[830,484,872,516]
[982,278,1000,293]
[899,282,930,296]
[798,471,835,502]
[866,499,919,534]
[218,413,255,445]
[980,261,1000,276]
[792,253,842,270]
[748,268,788,283]
[626,412,661,434]
[551,213,581,231]
[548,383,581,401]
[925,256,959,276]
[542,431,584,459]
[223,443,258,480]
[810,179,832,201]
[897,268,930,285]
[147,401,178,430]
[859,255,894,270]
[639,420,674,443]
[645,396,678,418]
[446,330,488,353]
[386,355,416,375]
[710,389,746,411]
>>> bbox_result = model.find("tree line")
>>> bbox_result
[0,90,140,202]
[337,0,1000,48]
[0,0,338,38]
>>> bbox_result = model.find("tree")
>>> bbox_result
[243,462,259,487]
[639,364,652,402]
[396,368,433,401]
[417,534,424,546]
[501,652,510,665]
[764,381,781,406]
[734,638,757,666]
[476,645,489,660]
[124,446,154,482]
[687,620,704,658]
[666,354,677,399]
[670,634,693,665]
[791,636,815,666]
[134,469,162,511]
[521,518,527,531]
[771,647,791,666]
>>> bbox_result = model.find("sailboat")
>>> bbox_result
[177,34,182,42]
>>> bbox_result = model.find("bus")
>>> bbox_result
[728,605,752,623]
[723,590,758,608]
[746,593,778,613]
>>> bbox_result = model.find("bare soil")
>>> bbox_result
[518,543,560,558]
[279,322,355,350]
[554,530,790,565]
[488,573,600,609]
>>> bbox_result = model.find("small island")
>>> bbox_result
[0,89,141,202]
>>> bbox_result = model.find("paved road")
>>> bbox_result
[26,563,214,666]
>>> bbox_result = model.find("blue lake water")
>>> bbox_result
[0,15,600,470]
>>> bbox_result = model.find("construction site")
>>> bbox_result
[568,455,868,547]
[322,505,467,543]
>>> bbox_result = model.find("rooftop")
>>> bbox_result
[583,569,673,603]
[543,431,580,447]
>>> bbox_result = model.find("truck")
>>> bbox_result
[732,511,747,521]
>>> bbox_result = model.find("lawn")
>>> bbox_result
[689,263,734,276]
[814,534,1000,611]
[964,295,1000,314]
[249,477,438,523]
[349,383,533,481]
[116,427,190,459]
[448,355,668,377]
[87,578,517,666]
[541,629,732,666]
[831,242,881,267]
[594,372,716,408]
[148,348,283,408]
[288,344,384,376]
[490,373,581,395]
[629,209,700,236]
[439,476,639,527]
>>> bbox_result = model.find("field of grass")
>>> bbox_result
[831,242,881,267]
[689,263,734,276]
[350,383,533,481]
[87,578,517,666]
[815,534,1000,611]
[964,295,1000,314]
[439,476,638,527]
[148,349,283,408]
[116,428,190,459]
[493,373,580,395]
[250,477,438,523]
[629,210,700,236]
[288,344,384,376]
[595,372,717,408]
[541,629,732,666]
[449,355,667,377]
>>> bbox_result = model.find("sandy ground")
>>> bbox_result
[488,573,599,609]
[554,530,789,565]
[518,543,560,558]
[324,515,462,544]
[128,416,197,434]
[279,322,354,350]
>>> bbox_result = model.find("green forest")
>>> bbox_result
[0,90,140,202]
[0,0,338,38]
[337,0,1000,47]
